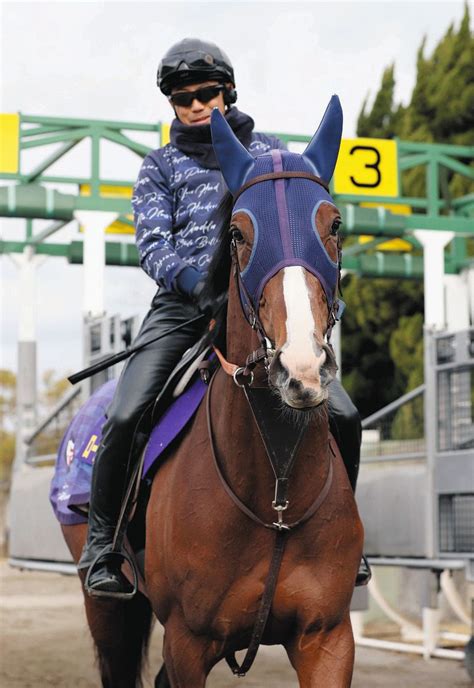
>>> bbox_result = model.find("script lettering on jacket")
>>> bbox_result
[176,181,220,201]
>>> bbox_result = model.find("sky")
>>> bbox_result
[1,0,472,379]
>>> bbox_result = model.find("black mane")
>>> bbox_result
[199,191,234,351]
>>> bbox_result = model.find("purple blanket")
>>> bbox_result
[50,376,207,525]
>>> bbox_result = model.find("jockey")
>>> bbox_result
[78,37,370,598]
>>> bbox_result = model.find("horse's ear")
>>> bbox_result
[211,108,255,194]
[303,95,343,183]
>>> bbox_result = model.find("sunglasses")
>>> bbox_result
[169,84,225,108]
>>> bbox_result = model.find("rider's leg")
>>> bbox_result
[327,379,361,492]
[78,292,205,597]
[327,378,371,586]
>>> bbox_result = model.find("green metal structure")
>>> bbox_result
[1,113,473,278]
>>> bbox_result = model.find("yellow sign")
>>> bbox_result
[80,184,134,234]
[334,138,399,197]
[161,123,171,146]
[0,113,20,173]
[359,202,412,252]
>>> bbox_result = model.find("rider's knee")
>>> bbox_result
[105,403,145,436]
[329,382,361,437]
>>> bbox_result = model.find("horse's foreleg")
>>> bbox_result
[162,612,212,688]
[285,614,354,688]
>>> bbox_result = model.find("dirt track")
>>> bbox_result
[0,561,470,687]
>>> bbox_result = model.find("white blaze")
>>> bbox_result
[281,266,325,383]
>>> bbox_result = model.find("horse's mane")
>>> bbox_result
[199,191,234,352]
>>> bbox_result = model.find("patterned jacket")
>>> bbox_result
[132,128,285,296]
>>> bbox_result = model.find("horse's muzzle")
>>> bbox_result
[268,348,335,409]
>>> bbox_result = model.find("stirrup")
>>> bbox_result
[355,554,372,587]
[84,544,139,600]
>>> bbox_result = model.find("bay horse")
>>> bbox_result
[62,95,363,687]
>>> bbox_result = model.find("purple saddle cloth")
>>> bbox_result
[50,375,207,525]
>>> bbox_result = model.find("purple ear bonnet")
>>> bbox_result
[211,96,343,314]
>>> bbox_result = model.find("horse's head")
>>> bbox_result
[211,97,343,410]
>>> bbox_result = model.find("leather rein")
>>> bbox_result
[203,168,338,677]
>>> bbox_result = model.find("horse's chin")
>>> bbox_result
[269,386,328,427]
[280,387,328,410]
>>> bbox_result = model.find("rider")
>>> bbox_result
[78,37,370,598]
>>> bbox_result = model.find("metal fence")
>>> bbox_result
[24,386,83,465]
[361,385,426,462]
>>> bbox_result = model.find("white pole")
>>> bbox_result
[9,247,47,471]
[74,210,118,317]
[413,230,454,330]
[444,273,470,332]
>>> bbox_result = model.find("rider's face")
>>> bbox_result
[170,80,227,126]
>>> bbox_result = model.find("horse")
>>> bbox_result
[61,95,364,687]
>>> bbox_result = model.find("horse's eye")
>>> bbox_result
[331,219,342,236]
[231,226,244,243]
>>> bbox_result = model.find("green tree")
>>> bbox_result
[357,65,404,139]
[343,4,473,418]
[0,369,16,480]
[0,368,73,479]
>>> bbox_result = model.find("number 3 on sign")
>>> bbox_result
[333,138,399,197]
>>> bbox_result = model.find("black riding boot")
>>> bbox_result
[77,435,136,598]
[328,379,372,587]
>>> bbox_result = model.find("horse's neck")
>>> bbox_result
[212,277,330,517]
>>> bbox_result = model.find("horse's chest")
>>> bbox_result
[179,552,349,641]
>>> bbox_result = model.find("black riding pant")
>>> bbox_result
[89,291,205,524]
[90,291,361,528]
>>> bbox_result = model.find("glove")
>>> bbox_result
[192,280,227,318]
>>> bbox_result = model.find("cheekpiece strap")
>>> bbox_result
[233,170,330,203]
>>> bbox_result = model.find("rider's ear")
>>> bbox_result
[210,108,255,194]
[302,95,343,183]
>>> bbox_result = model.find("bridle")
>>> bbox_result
[214,167,343,388]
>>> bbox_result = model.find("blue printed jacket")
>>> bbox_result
[132,131,285,295]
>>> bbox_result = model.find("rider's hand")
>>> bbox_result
[192,280,227,318]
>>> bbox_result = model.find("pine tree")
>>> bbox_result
[343,4,473,419]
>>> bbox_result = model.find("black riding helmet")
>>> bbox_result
[157,38,237,104]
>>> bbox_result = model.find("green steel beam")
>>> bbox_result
[397,140,474,157]
[101,128,152,158]
[0,240,69,257]
[436,153,474,180]
[2,239,470,278]
[21,127,91,149]
[0,114,472,282]
[29,220,69,244]
[398,153,430,170]
[21,113,162,133]
[1,184,472,236]
[22,125,74,138]
[344,237,400,257]
[24,139,82,183]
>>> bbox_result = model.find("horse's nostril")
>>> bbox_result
[288,378,303,393]
[269,351,289,384]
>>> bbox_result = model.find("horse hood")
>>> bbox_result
[210,96,343,312]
